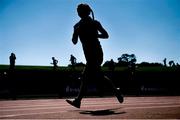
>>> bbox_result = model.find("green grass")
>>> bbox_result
[136,66,177,72]
[0,64,177,73]
[0,65,84,72]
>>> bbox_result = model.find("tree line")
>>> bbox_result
[103,54,179,68]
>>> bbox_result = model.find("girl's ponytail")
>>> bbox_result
[90,9,95,20]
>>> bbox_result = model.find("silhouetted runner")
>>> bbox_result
[51,57,58,70]
[66,3,123,108]
[70,54,77,66]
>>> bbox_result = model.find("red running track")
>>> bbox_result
[0,96,180,119]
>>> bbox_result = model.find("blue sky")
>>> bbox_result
[1,0,180,66]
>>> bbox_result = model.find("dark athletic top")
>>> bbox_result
[72,17,104,66]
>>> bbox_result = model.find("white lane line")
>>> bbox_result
[0,111,66,118]
[124,104,180,110]
[0,101,119,109]
[0,103,68,109]
[0,101,64,106]
[0,101,172,109]
[0,102,120,112]
[1,98,179,106]
[1,101,179,111]
[1,104,180,118]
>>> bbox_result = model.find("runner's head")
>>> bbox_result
[77,3,94,20]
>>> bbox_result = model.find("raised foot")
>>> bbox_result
[115,88,124,103]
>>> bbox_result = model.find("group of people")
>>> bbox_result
[50,54,77,70]
[8,53,77,70]
[163,58,178,67]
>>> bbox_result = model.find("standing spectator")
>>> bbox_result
[9,53,16,70]
[163,58,167,67]
[9,52,17,99]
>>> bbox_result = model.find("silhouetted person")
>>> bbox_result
[176,63,180,67]
[163,58,167,67]
[70,54,77,66]
[66,3,123,108]
[109,59,115,72]
[169,60,175,67]
[51,57,58,70]
[9,53,16,70]
[9,53,17,99]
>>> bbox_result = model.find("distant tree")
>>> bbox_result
[129,54,137,64]
[121,54,129,63]
[117,54,136,66]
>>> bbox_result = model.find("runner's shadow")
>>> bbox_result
[79,107,126,116]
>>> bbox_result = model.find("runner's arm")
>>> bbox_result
[96,21,109,39]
